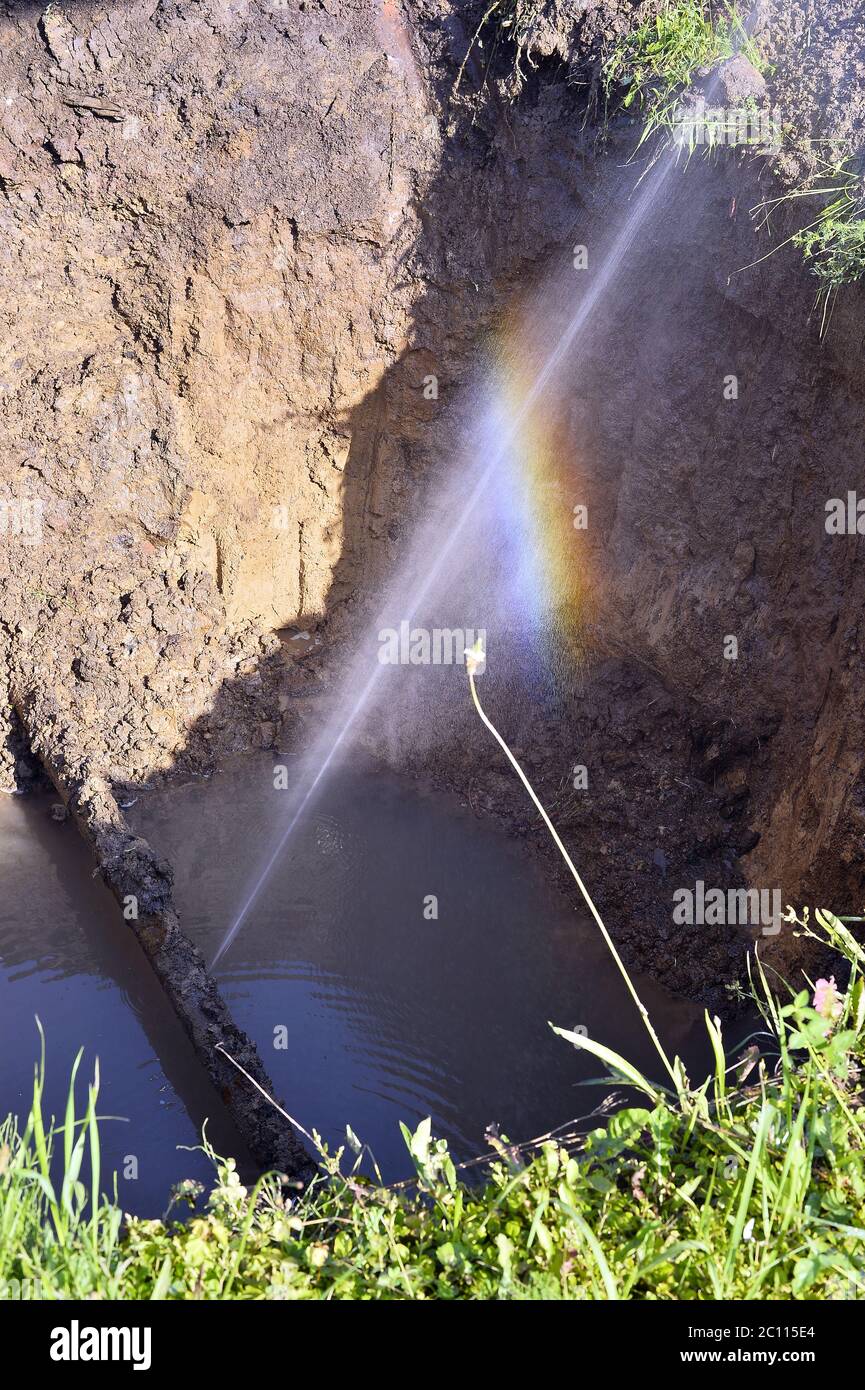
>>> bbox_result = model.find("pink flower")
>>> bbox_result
[812,976,843,1022]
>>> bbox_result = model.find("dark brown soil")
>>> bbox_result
[2,0,864,1018]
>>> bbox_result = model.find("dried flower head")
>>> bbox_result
[464,638,486,677]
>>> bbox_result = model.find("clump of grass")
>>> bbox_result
[749,157,865,333]
[0,1021,124,1299]
[781,162,865,331]
[462,643,865,1299]
[603,0,764,152]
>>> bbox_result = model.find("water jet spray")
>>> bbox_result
[212,154,680,968]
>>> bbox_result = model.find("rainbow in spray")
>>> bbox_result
[484,317,595,668]
[215,153,677,964]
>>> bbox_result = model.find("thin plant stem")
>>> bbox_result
[466,660,678,1088]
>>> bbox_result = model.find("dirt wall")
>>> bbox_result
[2,0,865,1007]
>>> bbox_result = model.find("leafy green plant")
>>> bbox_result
[456,3,865,316]
[0,1020,123,1299]
[603,1,763,152]
[752,158,865,333]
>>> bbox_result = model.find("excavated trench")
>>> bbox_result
[2,0,865,1182]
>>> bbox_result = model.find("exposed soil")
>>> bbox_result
[2,0,865,1028]
[763,0,865,183]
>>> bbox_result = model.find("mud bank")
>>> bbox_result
[12,690,315,1181]
[3,0,865,1038]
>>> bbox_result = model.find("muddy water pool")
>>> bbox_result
[132,755,725,1181]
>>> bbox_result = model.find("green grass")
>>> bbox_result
[2,905,865,1299]
[603,1,764,152]
[753,158,865,333]
[0,1023,125,1299]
